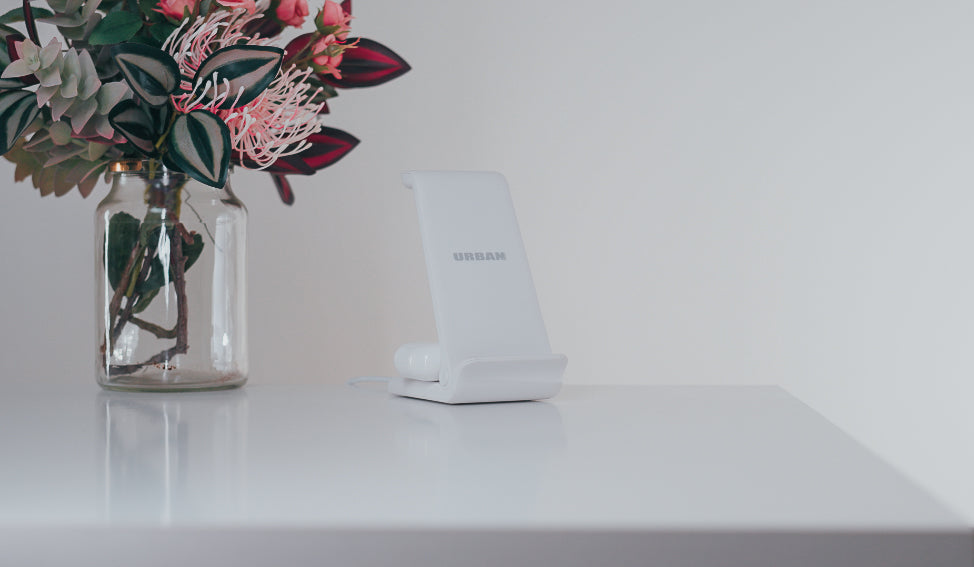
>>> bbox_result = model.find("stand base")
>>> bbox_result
[389,354,567,404]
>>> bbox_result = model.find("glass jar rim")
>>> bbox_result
[107,159,181,176]
[108,159,146,173]
[108,159,234,178]
[106,160,237,198]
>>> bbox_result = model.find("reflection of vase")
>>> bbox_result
[95,160,248,391]
[99,390,248,523]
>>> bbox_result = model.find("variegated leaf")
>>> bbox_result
[193,45,283,110]
[108,100,158,156]
[112,43,180,106]
[0,73,28,89]
[0,89,40,154]
[165,110,231,188]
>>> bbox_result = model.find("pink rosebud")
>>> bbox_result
[311,35,344,77]
[315,0,351,39]
[275,0,309,27]
[316,52,343,78]
[154,0,197,20]
[216,0,257,14]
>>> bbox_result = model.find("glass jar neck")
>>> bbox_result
[106,160,236,204]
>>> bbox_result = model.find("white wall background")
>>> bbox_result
[1,0,972,522]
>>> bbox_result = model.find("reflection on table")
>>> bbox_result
[99,390,248,523]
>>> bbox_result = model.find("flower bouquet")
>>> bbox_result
[1,0,409,200]
[0,0,409,390]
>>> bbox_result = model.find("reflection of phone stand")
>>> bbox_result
[388,171,567,404]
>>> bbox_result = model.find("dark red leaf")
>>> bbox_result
[271,173,294,205]
[5,34,21,55]
[243,15,284,40]
[233,150,313,174]
[262,158,313,175]
[296,127,360,170]
[23,0,39,44]
[283,33,313,65]
[237,127,361,204]
[232,128,359,177]
[322,38,410,89]
[341,0,351,15]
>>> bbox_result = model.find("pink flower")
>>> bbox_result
[154,0,197,20]
[315,0,351,39]
[223,65,325,169]
[315,53,343,78]
[165,9,324,169]
[275,0,309,27]
[216,0,256,14]
[310,35,344,77]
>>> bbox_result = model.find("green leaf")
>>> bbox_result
[149,21,178,43]
[0,6,54,25]
[165,110,231,188]
[106,212,141,290]
[58,17,99,41]
[0,23,20,38]
[184,234,204,271]
[112,42,180,106]
[305,74,338,104]
[138,0,161,18]
[47,0,73,13]
[108,100,159,156]
[39,0,100,29]
[0,90,41,154]
[89,11,144,45]
[131,288,159,313]
[106,210,202,298]
[136,228,204,293]
[126,33,157,47]
[193,45,283,110]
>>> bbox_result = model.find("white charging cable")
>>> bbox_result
[347,376,393,388]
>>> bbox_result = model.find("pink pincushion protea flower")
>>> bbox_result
[164,8,324,169]
[224,65,322,167]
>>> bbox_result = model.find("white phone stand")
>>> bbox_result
[388,171,567,404]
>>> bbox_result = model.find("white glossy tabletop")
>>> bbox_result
[0,383,969,567]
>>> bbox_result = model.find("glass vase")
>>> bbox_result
[95,160,248,391]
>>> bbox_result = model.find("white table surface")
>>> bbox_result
[0,383,969,567]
